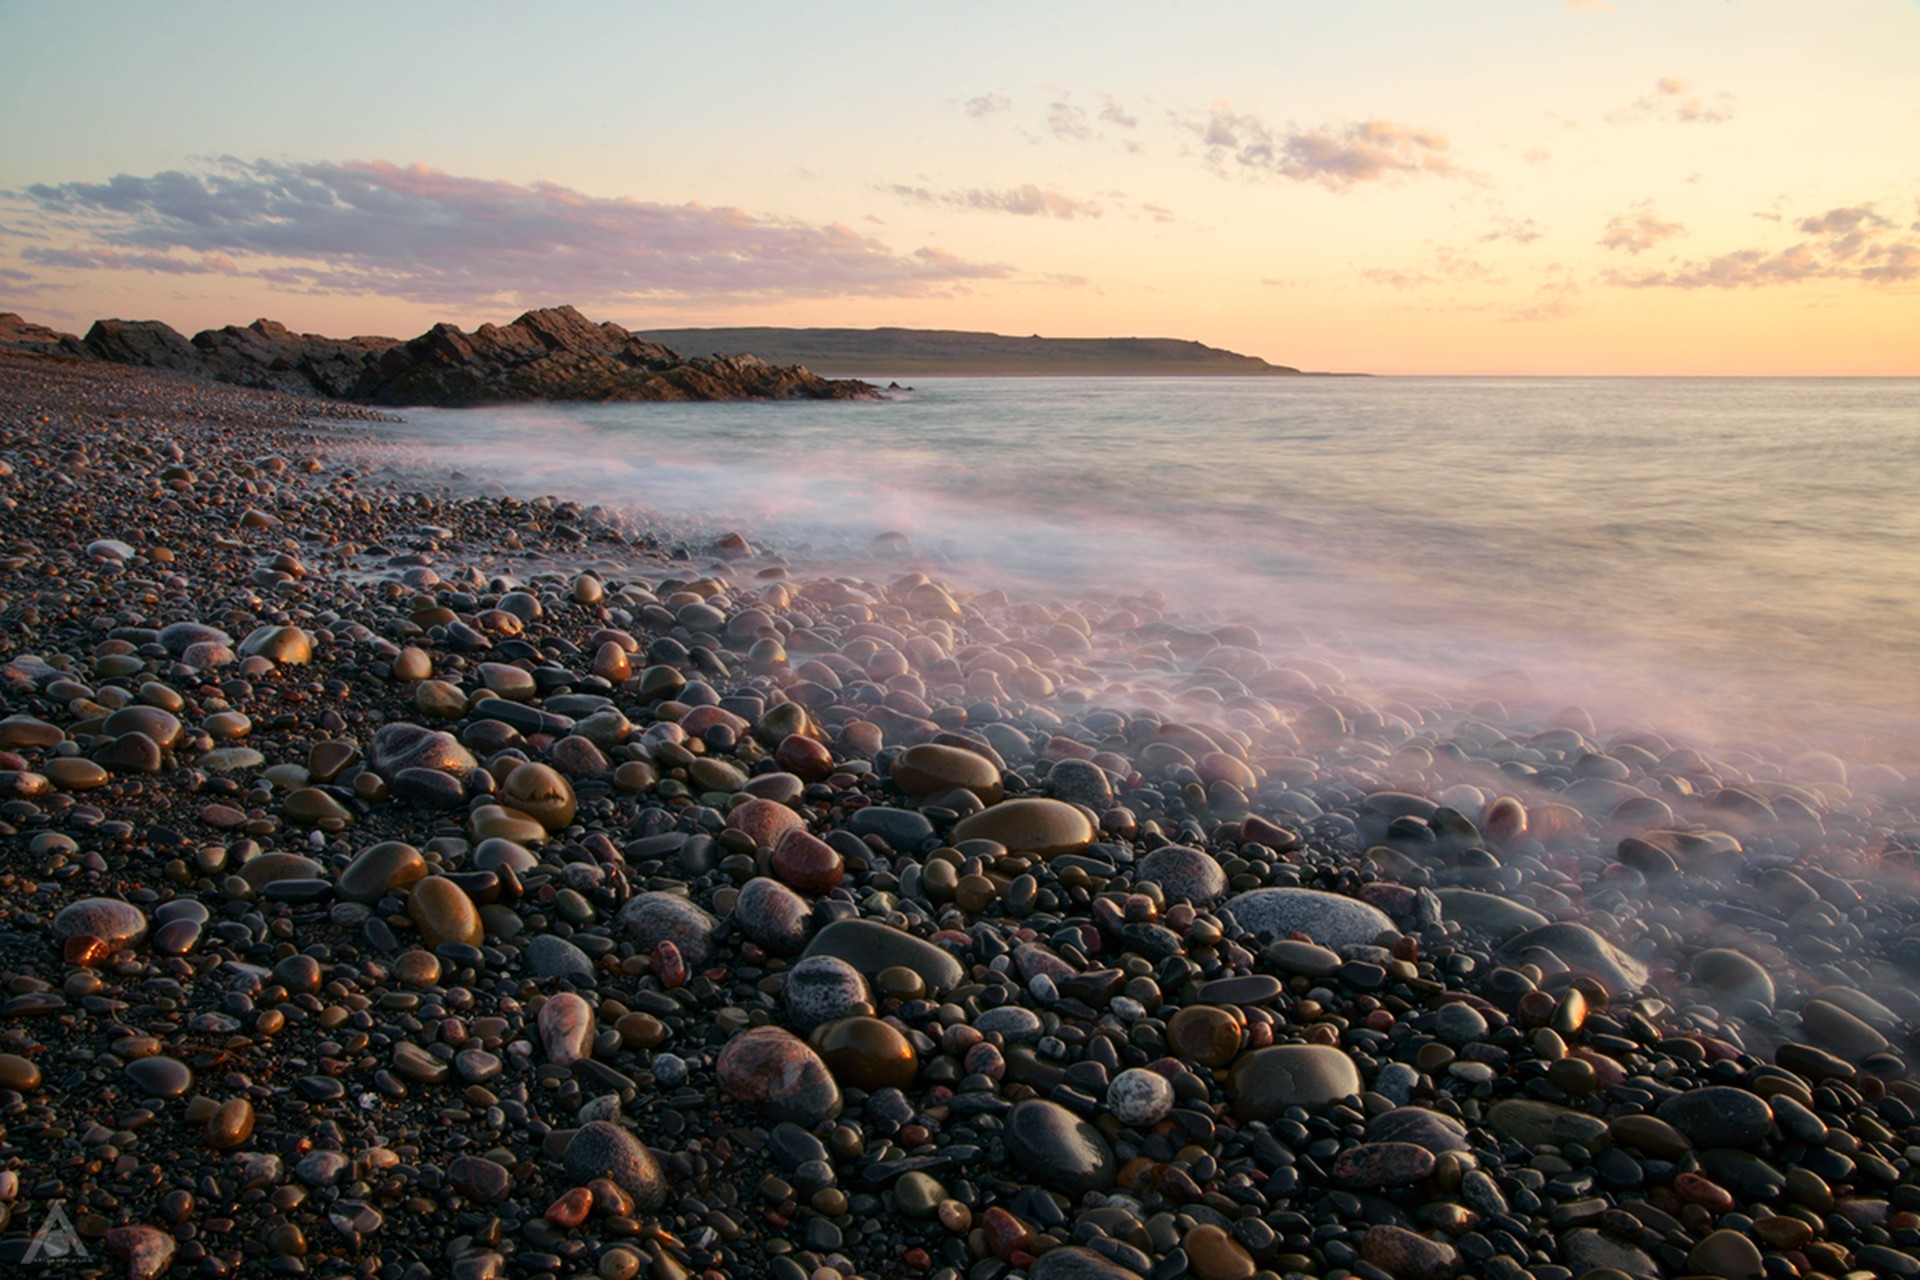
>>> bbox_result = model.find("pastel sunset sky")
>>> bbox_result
[2,1,1915,374]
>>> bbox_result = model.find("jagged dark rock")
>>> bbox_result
[193,319,397,399]
[82,318,204,372]
[3,306,877,405]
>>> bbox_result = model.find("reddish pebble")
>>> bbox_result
[1483,795,1528,842]
[1676,1172,1735,1213]
[64,934,111,967]
[903,1247,933,1271]
[725,796,806,847]
[770,828,844,892]
[774,734,834,782]
[984,1207,1034,1260]
[652,940,687,989]
[546,1186,593,1228]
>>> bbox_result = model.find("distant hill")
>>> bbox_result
[636,326,1320,377]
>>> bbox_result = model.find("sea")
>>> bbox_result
[376,376,1920,772]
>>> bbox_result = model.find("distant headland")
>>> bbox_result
[641,326,1348,378]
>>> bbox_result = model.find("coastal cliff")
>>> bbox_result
[0,306,877,405]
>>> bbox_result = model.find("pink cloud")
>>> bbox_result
[1186,105,1462,188]
[10,159,1007,307]
[1605,202,1919,288]
[1598,203,1687,254]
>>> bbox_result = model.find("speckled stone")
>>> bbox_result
[617,892,720,967]
[784,954,873,1031]
[1136,844,1229,905]
[538,992,595,1066]
[1107,1068,1175,1127]
[715,1026,842,1124]
[52,898,149,950]
[563,1121,667,1210]
[732,876,812,955]
[1223,887,1394,950]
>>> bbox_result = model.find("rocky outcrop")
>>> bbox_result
[3,306,876,404]
[0,313,87,357]
[194,319,398,399]
[350,306,873,405]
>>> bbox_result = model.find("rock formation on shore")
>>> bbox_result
[0,305,876,406]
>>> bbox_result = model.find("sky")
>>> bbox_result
[0,1,1915,374]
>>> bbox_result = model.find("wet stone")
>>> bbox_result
[724,795,805,847]
[952,797,1095,857]
[1359,1224,1459,1280]
[369,722,477,779]
[102,704,182,748]
[809,1015,917,1090]
[1029,1247,1144,1280]
[770,828,844,893]
[126,1055,193,1098]
[1005,1099,1117,1194]
[1333,1141,1436,1188]
[1657,1086,1773,1149]
[1167,1005,1243,1067]
[337,841,428,903]
[1228,1045,1361,1120]
[893,742,1003,801]
[847,805,935,849]
[1367,1107,1470,1154]
[801,918,965,995]
[448,1154,512,1205]
[408,876,484,950]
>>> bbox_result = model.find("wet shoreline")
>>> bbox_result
[3,351,1919,1280]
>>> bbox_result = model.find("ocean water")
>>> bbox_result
[378,376,1920,768]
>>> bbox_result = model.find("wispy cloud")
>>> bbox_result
[1098,94,1139,129]
[886,182,1103,220]
[7,158,1008,307]
[1184,104,1463,189]
[1608,76,1735,125]
[1046,101,1093,142]
[963,93,1011,118]
[1482,215,1544,245]
[1361,245,1503,289]
[1505,277,1583,323]
[1598,202,1686,254]
[1604,201,1918,288]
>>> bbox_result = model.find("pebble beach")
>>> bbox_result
[6,349,1920,1280]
